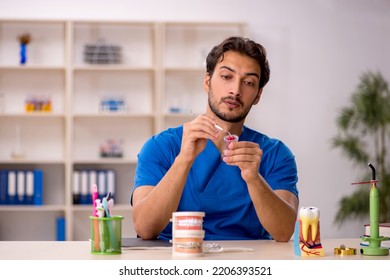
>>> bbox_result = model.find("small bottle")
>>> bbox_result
[42,95,52,112]
[25,95,35,112]
[11,125,25,159]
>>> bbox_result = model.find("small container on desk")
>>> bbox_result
[90,215,124,255]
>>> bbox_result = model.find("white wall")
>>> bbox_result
[1,0,390,238]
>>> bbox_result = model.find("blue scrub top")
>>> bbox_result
[132,125,298,240]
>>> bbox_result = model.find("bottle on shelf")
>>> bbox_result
[11,124,25,159]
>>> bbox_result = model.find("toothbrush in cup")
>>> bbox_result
[102,197,117,251]
[91,184,100,251]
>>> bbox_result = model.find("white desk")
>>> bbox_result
[1,238,389,260]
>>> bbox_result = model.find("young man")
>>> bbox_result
[131,36,299,241]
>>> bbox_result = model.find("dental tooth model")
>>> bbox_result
[293,206,325,256]
[300,206,319,243]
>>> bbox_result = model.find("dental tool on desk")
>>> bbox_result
[214,124,231,136]
[95,202,105,252]
[204,242,254,253]
[354,163,389,256]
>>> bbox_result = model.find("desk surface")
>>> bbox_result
[1,238,389,260]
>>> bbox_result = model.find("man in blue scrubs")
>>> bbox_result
[131,36,299,241]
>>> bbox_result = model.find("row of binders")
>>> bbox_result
[0,169,43,205]
[73,169,115,205]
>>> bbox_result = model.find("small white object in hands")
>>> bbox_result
[214,124,232,136]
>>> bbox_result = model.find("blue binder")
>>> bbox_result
[106,169,116,200]
[0,170,8,205]
[25,170,34,205]
[72,170,81,205]
[97,170,107,198]
[16,171,26,205]
[33,169,43,205]
[79,170,89,204]
[56,216,66,241]
[7,171,16,205]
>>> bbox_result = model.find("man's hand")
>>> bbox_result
[222,141,263,183]
[180,115,220,163]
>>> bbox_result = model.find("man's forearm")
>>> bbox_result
[132,154,193,239]
[247,175,298,242]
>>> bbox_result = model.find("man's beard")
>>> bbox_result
[208,91,251,123]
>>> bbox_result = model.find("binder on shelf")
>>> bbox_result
[56,216,66,241]
[107,169,116,199]
[0,170,8,205]
[97,170,107,198]
[7,171,16,205]
[33,169,43,205]
[73,170,80,205]
[80,170,89,204]
[25,170,34,205]
[16,170,25,205]
[0,169,43,205]
[72,168,117,204]
[88,170,97,204]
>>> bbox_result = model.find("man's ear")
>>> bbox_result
[203,73,211,93]
[253,88,263,105]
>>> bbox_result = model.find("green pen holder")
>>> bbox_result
[90,215,124,255]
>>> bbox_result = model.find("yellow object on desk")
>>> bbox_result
[334,244,357,255]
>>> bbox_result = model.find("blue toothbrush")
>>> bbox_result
[102,197,117,251]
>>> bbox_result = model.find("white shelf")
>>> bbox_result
[0,205,66,211]
[73,113,155,118]
[0,65,66,70]
[73,66,154,71]
[0,19,247,241]
[73,159,137,164]
[0,159,65,164]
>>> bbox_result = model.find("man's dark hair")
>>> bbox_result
[206,36,270,89]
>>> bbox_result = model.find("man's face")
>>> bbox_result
[204,50,262,123]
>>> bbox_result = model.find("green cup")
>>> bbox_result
[90,215,124,255]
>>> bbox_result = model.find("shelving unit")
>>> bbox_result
[0,19,247,240]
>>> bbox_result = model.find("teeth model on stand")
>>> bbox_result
[294,206,325,257]
[299,206,319,243]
